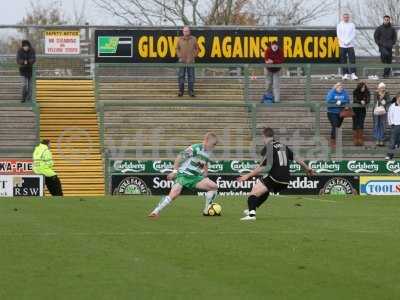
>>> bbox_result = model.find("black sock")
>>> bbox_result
[247,195,258,215]
[257,192,270,208]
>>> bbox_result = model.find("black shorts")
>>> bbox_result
[261,176,288,193]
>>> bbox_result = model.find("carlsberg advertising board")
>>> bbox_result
[110,160,400,175]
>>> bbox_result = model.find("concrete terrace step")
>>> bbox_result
[99,89,243,95]
[98,83,244,89]
[99,95,244,101]
[104,123,251,130]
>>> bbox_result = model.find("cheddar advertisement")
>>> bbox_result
[95,29,339,63]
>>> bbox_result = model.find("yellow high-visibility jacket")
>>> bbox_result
[32,143,56,177]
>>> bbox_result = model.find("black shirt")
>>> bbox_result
[260,140,294,183]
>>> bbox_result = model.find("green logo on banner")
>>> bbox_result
[113,177,151,195]
[319,177,356,195]
[99,37,119,54]
[230,161,258,173]
[113,160,146,173]
[309,161,341,173]
[152,161,174,173]
[290,162,302,173]
[208,161,224,173]
[386,161,400,174]
[347,160,379,173]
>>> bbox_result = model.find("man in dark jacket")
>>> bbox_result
[374,15,397,78]
[264,41,284,103]
[16,40,36,102]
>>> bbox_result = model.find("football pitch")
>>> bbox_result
[1,195,400,300]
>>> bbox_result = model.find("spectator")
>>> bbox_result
[326,82,350,148]
[264,41,284,103]
[32,139,63,196]
[386,93,400,159]
[176,26,199,97]
[337,13,358,80]
[16,40,36,103]
[373,82,390,147]
[352,82,370,146]
[374,15,397,78]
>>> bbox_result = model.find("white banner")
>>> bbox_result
[45,30,80,55]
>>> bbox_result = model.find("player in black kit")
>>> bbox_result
[237,127,315,221]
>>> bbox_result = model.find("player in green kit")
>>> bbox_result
[148,132,219,218]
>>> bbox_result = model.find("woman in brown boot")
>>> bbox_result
[352,82,370,146]
[373,82,390,147]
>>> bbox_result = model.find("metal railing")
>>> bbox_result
[95,62,400,161]
[2,60,400,162]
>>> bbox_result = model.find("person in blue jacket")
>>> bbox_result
[326,82,350,148]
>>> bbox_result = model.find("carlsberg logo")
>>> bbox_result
[208,162,224,173]
[153,161,174,173]
[231,161,258,173]
[290,162,302,173]
[114,161,145,173]
[386,161,400,174]
[347,161,379,173]
[309,161,340,173]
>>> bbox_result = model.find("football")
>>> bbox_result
[207,203,222,216]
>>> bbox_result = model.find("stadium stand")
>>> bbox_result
[97,66,253,160]
[102,103,253,159]
[97,64,393,160]
[250,77,395,158]
[36,80,104,196]
[0,68,38,158]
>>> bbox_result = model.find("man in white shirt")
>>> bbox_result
[386,93,400,159]
[337,13,358,80]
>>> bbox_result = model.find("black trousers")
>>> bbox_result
[352,108,366,130]
[380,47,393,76]
[45,175,63,196]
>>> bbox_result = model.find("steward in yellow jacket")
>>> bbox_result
[33,139,63,196]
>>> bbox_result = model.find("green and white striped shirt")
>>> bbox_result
[178,143,211,176]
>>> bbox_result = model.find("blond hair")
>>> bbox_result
[334,82,343,89]
[204,132,218,141]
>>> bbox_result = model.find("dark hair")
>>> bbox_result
[21,40,32,47]
[355,81,369,93]
[384,15,391,19]
[262,127,274,138]
[41,139,50,146]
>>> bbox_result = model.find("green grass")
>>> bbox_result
[1,195,400,300]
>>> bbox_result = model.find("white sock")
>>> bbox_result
[204,191,217,211]
[249,210,256,217]
[152,196,172,214]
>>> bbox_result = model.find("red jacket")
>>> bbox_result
[264,47,284,72]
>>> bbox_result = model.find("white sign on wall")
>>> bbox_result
[45,31,80,54]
